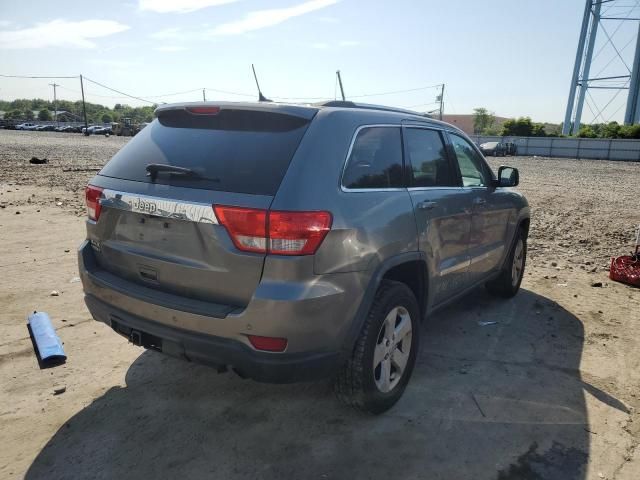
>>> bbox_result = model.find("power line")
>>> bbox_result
[145,88,206,98]
[82,76,156,105]
[3,72,447,109]
[348,84,443,99]
[204,87,256,98]
[0,73,79,79]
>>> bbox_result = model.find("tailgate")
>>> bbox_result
[85,104,315,308]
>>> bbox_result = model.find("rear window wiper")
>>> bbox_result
[145,164,219,182]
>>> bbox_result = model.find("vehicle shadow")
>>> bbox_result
[26,288,609,480]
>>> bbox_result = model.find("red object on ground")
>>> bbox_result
[610,253,640,287]
[609,226,640,287]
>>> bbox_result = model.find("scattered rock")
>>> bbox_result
[53,386,66,395]
[50,290,60,296]
[591,282,603,288]
[29,157,48,165]
[551,262,558,267]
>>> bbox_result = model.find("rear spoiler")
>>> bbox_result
[155,102,318,120]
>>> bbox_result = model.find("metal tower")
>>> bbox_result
[563,0,640,135]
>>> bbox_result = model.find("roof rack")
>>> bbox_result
[315,100,432,118]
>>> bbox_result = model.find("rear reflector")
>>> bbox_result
[214,205,332,256]
[186,106,221,115]
[85,185,104,221]
[247,335,288,352]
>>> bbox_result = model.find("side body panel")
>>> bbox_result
[407,187,471,307]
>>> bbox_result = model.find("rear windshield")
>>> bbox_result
[98,109,312,195]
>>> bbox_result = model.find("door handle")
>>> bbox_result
[472,197,486,206]
[417,201,437,210]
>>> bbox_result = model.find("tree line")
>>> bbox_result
[0,98,156,124]
[472,107,640,138]
[473,108,556,137]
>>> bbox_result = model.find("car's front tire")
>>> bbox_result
[334,280,420,414]
[486,227,527,298]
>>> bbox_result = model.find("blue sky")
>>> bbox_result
[0,0,628,122]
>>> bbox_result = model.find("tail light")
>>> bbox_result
[186,106,220,115]
[247,335,288,352]
[213,205,332,256]
[213,206,267,253]
[85,185,104,221]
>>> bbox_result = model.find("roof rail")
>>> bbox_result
[315,100,432,118]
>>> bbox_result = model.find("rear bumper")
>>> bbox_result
[85,293,342,383]
[78,240,365,382]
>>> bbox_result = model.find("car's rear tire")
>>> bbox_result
[334,280,420,414]
[486,227,527,298]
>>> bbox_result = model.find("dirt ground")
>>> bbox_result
[0,130,639,480]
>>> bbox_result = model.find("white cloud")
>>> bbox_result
[149,27,183,40]
[316,16,339,23]
[210,0,339,36]
[338,40,361,47]
[155,45,187,52]
[139,0,238,13]
[0,20,12,28]
[311,42,329,49]
[0,19,129,49]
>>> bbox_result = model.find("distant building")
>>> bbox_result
[441,114,509,135]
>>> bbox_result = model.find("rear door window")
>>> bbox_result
[404,128,457,187]
[98,109,312,195]
[342,126,403,189]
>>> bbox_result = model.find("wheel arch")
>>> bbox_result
[341,252,429,357]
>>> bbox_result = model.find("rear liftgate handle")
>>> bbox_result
[417,201,437,211]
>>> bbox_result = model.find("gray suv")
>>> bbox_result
[79,101,529,413]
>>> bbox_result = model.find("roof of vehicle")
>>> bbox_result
[154,100,461,131]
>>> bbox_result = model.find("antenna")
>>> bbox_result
[251,64,272,102]
[336,70,346,101]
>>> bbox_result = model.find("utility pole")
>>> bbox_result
[79,75,88,130]
[438,83,445,120]
[336,70,346,101]
[203,88,206,102]
[49,82,59,125]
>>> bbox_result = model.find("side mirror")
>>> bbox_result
[496,166,519,187]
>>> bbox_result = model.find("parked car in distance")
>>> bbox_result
[36,125,56,132]
[16,123,37,130]
[504,142,518,156]
[93,126,113,135]
[479,141,506,156]
[79,101,530,414]
[82,125,103,135]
